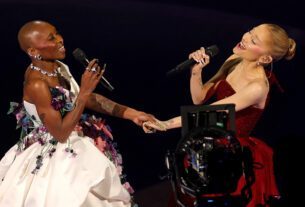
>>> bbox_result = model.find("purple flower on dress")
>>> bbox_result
[8,87,134,190]
[8,102,34,130]
[8,87,78,174]
[51,98,65,110]
[50,87,75,115]
[77,113,133,192]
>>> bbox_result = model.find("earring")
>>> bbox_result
[34,54,42,60]
[267,62,274,78]
[256,62,261,66]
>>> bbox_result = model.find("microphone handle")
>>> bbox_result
[166,45,218,77]
[175,58,196,71]
[100,76,114,91]
[166,58,196,76]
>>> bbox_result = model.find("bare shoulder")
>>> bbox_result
[23,75,51,103]
[247,78,269,96]
[24,77,49,91]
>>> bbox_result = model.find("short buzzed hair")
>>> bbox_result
[17,20,49,52]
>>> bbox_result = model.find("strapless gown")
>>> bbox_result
[0,62,131,207]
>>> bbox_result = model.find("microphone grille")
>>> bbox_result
[206,45,219,57]
[73,48,87,61]
[73,48,88,66]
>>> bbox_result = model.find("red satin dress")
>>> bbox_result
[169,79,280,207]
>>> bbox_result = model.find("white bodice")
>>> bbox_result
[0,61,131,207]
[23,61,80,127]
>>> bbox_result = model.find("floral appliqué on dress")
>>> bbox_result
[8,86,134,194]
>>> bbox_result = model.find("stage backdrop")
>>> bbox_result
[0,0,304,206]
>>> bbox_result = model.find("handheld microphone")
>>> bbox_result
[73,48,114,91]
[166,45,219,77]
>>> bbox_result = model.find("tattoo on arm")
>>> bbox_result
[89,94,129,118]
[169,119,175,124]
[112,104,128,118]
[93,94,128,118]
[168,119,176,128]
[93,95,115,114]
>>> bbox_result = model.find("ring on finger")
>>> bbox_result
[91,67,97,72]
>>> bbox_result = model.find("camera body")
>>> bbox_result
[167,104,244,207]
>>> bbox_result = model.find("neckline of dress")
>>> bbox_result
[224,58,270,94]
[222,79,236,93]
[49,85,69,91]
[23,86,70,105]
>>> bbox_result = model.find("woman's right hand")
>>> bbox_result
[79,59,104,98]
[189,47,210,73]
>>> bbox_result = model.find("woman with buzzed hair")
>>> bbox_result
[0,20,156,207]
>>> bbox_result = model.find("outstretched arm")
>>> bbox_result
[143,79,268,133]
[85,93,156,126]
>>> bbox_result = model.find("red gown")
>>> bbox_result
[169,79,280,207]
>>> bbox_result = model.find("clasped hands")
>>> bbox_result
[129,110,167,133]
[142,119,168,133]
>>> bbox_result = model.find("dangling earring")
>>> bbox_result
[268,62,273,78]
[34,54,42,60]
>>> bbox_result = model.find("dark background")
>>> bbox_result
[0,0,304,206]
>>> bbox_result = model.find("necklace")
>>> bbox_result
[30,64,59,77]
